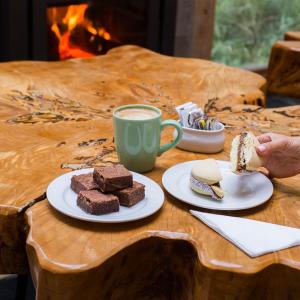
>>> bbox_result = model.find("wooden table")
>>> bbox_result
[1,46,299,299]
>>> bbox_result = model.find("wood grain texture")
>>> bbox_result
[0,45,298,298]
[175,0,216,59]
[174,0,216,59]
[26,106,300,299]
[284,31,300,41]
[25,105,300,299]
[191,0,216,59]
[0,46,266,273]
[26,229,300,300]
[267,41,300,98]
[0,45,265,207]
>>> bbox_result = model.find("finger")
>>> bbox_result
[256,140,275,156]
[256,143,268,155]
[256,138,283,156]
[256,134,272,144]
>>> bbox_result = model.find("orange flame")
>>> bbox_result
[48,4,112,60]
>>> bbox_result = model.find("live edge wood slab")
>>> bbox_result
[267,41,300,98]
[0,45,299,299]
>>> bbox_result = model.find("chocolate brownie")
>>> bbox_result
[93,164,133,192]
[77,190,119,215]
[71,173,98,194]
[113,181,145,207]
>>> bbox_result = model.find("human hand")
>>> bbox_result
[255,133,300,178]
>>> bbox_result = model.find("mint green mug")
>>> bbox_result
[113,104,183,172]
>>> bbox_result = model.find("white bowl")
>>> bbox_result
[174,123,225,153]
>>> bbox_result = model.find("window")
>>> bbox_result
[212,0,300,67]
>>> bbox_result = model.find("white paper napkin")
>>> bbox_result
[190,210,300,257]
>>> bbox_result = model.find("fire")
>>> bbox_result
[48,4,113,60]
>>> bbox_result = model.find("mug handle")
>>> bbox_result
[158,120,183,156]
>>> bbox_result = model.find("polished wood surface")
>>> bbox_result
[0,45,299,299]
[284,31,300,41]
[0,45,266,273]
[267,41,300,98]
[25,103,300,299]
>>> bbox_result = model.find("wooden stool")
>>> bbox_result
[267,40,300,98]
[284,31,300,41]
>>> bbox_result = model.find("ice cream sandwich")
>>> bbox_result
[190,159,224,200]
[230,131,262,174]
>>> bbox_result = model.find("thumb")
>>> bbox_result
[256,141,277,156]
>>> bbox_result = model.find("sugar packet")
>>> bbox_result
[176,102,202,128]
[176,102,221,131]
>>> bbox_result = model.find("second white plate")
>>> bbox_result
[47,168,164,223]
[162,160,273,211]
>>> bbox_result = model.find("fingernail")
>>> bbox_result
[257,145,266,153]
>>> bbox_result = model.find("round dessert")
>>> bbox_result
[190,159,224,200]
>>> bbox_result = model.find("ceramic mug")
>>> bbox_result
[113,104,183,172]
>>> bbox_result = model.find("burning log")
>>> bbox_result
[47,4,119,60]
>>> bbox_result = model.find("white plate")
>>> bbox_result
[162,160,273,211]
[47,168,164,223]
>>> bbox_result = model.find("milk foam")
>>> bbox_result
[116,108,158,120]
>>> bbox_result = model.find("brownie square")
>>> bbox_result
[113,181,145,207]
[71,173,98,194]
[93,165,133,193]
[77,190,119,215]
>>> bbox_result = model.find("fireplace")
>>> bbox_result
[46,1,161,60]
[47,3,120,60]
[42,0,180,61]
[2,0,195,62]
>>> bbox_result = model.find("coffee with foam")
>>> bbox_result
[116,108,158,120]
